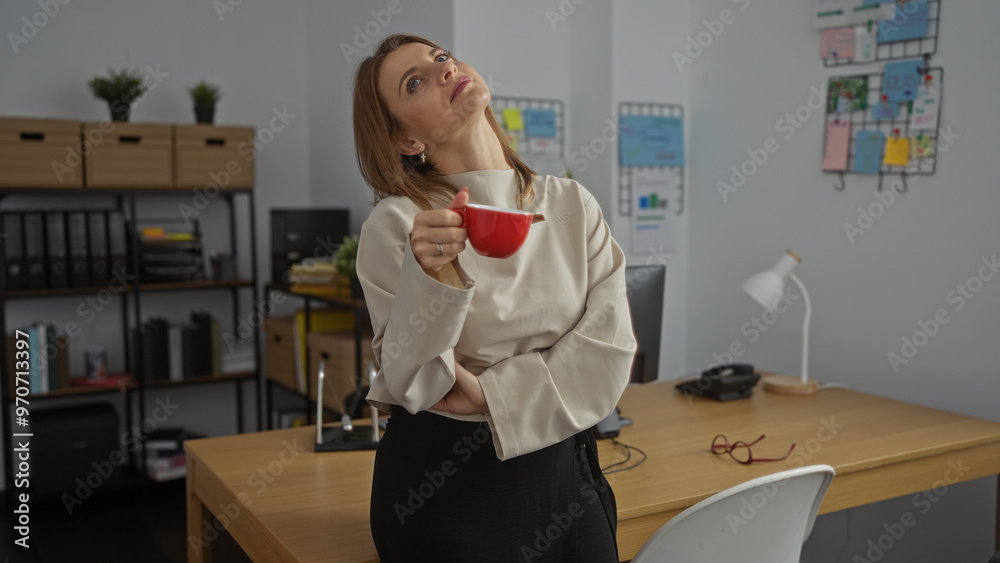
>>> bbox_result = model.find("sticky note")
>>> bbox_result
[884,136,910,166]
[871,100,898,120]
[502,108,524,131]
[912,135,934,159]
[854,24,876,62]
[882,59,922,103]
[878,0,929,43]
[854,130,884,174]
[522,109,557,138]
[909,85,939,130]
[823,120,851,171]
[821,28,856,59]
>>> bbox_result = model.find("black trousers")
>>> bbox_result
[370,407,619,562]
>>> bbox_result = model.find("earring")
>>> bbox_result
[420,151,426,164]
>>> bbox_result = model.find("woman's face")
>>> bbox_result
[377,42,490,156]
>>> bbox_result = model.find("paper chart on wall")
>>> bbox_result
[630,168,678,255]
[909,85,939,130]
[813,0,894,30]
[823,120,851,171]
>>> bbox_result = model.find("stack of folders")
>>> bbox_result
[133,311,220,382]
[1,209,128,291]
[5,323,70,395]
[144,428,205,482]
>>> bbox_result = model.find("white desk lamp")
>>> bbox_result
[742,250,819,395]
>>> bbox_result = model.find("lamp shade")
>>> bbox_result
[742,251,800,311]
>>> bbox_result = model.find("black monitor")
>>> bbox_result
[624,264,666,383]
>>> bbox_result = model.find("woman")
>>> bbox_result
[353,33,636,562]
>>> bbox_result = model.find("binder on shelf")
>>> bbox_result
[3,212,25,291]
[133,318,170,382]
[23,212,47,290]
[168,324,183,381]
[44,211,69,289]
[190,311,215,377]
[67,211,89,288]
[181,324,199,379]
[88,210,109,287]
[107,210,128,282]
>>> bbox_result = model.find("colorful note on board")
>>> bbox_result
[871,100,898,120]
[854,130,884,174]
[878,0,929,43]
[522,109,557,138]
[823,120,851,171]
[884,136,910,166]
[502,108,524,131]
[912,135,934,159]
[854,24,876,62]
[821,28,856,59]
[909,85,940,130]
[882,59,922,102]
[619,115,684,167]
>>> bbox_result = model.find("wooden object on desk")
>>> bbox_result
[758,370,820,395]
[187,383,1000,563]
[83,122,173,188]
[0,117,83,188]
[174,125,255,189]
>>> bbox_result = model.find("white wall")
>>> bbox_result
[683,1,1000,561]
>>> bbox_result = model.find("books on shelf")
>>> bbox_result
[132,312,221,382]
[6,322,69,396]
[144,428,205,482]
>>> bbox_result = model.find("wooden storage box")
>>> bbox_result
[174,125,255,189]
[308,330,375,415]
[264,316,298,392]
[0,118,83,188]
[83,122,173,188]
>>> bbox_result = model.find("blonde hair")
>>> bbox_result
[352,33,535,210]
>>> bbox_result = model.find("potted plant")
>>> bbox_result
[87,67,148,122]
[334,235,363,299]
[187,80,222,124]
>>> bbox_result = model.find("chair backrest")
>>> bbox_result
[631,465,835,563]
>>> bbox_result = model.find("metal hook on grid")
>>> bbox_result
[896,172,908,194]
[833,172,846,191]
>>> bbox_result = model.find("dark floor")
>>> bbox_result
[1,477,252,563]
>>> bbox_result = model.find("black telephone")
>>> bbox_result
[675,363,760,402]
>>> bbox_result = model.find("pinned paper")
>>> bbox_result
[884,136,910,166]
[828,76,868,113]
[821,28,856,59]
[854,130,884,174]
[882,59,922,102]
[878,0,929,43]
[871,100,898,120]
[854,23,876,62]
[502,108,524,131]
[522,109,557,138]
[619,115,684,167]
[823,120,851,171]
[909,85,939,130]
[912,135,934,159]
[527,137,560,155]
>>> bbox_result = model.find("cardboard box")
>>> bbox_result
[174,125,255,189]
[0,117,83,188]
[83,122,173,188]
[307,330,375,415]
[263,316,297,391]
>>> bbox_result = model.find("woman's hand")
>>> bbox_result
[432,362,488,415]
[410,187,468,279]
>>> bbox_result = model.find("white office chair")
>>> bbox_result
[631,465,835,563]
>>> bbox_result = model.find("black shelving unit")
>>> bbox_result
[0,186,262,508]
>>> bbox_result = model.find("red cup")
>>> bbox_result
[456,203,534,258]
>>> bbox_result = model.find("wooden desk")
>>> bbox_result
[186,383,1000,562]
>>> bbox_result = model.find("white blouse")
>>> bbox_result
[357,169,636,460]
